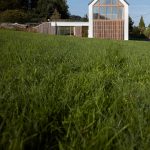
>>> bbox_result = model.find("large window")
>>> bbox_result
[93,0,124,20]
[57,27,74,35]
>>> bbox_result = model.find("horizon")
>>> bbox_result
[68,0,150,26]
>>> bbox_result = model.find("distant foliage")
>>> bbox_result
[69,14,88,21]
[36,0,69,19]
[50,9,61,21]
[144,27,150,39]
[129,16,150,40]
[0,0,38,11]
[0,0,20,11]
[139,16,146,34]
[129,16,134,33]
[0,0,69,22]
[0,10,29,23]
[132,26,140,35]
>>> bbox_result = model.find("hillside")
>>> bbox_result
[0,30,150,150]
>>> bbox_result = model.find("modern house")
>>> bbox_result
[36,0,129,40]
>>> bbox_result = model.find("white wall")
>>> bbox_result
[51,22,89,27]
[88,0,98,38]
[119,0,129,40]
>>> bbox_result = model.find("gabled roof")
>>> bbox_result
[88,0,129,5]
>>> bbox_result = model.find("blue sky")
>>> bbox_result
[67,0,150,26]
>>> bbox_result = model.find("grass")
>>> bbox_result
[0,29,150,150]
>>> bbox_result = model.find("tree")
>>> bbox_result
[132,26,140,35]
[129,16,134,33]
[36,0,69,19]
[139,16,145,34]
[82,14,88,21]
[144,25,150,39]
[0,0,69,22]
[54,0,69,19]
[19,0,38,10]
[0,0,38,11]
[50,9,61,20]
[30,0,38,9]
[0,9,29,23]
[0,0,20,11]
[70,15,82,21]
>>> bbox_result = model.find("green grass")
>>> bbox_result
[0,29,150,150]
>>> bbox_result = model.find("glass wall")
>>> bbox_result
[93,0,124,20]
[57,27,74,35]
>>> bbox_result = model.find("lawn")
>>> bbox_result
[0,29,150,150]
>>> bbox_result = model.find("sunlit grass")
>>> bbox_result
[0,29,150,150]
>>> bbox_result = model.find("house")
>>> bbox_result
[36,0,129,40]
[89,0,129,40]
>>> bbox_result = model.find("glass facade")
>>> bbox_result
[93,0,124,20]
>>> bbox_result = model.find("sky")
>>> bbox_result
[67,0,150,26]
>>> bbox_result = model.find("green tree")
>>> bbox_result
[129,16,134,33]
[144,26,150,39]
[54,0,69,19]
[0,0,38,11]
[19,0,38,10]
[132,26,140,35]
[82,14,88,21]
[36,0,69,19]
[0,0,69,22]
[0,9,29,23]
[139,16,145,34]
[0,0,20,11]
[50,9,61,20]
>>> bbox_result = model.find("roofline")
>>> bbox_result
[124,0,129,5]
[50,22,89,27]
[88,0,129,5]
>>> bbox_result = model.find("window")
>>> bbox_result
[106,7,111,19]
[94,0,100,6]
[112,0,118,5]
[100,7,106,19]
[118,7,123,19]
[93,7,99,19]
[100,7,106,15]
[106,7,111,14]
[112,6,117,14]
[106,0,111,4]
[93,0,124,20]
[100,0,105,5]
[112,6,118,19]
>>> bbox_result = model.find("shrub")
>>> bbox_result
[144,28,150,39]
[130,26,149,41]
[0,10,29,23]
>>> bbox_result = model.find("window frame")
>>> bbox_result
[93,0,124,20]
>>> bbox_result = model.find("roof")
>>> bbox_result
[88,0,129,5]
[50,22,89,27]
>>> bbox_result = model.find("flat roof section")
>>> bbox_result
[50,22,89,27]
